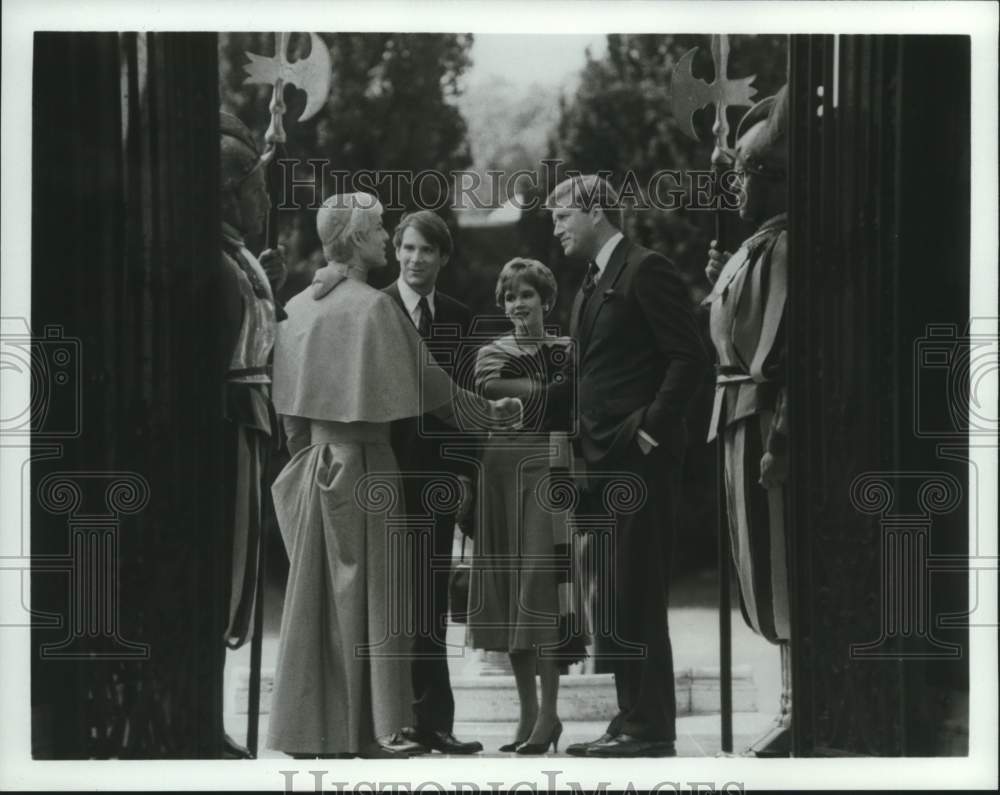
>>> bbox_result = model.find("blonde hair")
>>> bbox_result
[316,192,381,261]
[545,174,622,228]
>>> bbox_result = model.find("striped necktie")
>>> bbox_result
[579,261,600,311]
[582,261,600,297]
[416,295,432,339]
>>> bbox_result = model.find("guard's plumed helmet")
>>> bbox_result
[735,84,789,180]
[220,111,262,189]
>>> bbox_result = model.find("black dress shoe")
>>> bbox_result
[359,732,427,759]
[359,744,411,760]
[585,734,677,758]
[565,732,615,757]
[401,727,483,754]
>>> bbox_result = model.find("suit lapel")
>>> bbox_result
[384,282,415,328]
[578,237,631,353]
[569,287,586,338]
[433,294,452,326]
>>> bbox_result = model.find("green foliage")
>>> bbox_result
[219,32,475,296]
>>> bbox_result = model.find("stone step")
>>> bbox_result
[231,665,756,718]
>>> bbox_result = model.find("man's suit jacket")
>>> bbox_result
[383,282,476,482]
[571,237,708,465]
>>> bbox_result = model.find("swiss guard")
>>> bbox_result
[219,110,286,652]
[218,111,287,757]
[705,86,792,757]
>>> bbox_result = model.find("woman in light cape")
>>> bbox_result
[266,194,519,758]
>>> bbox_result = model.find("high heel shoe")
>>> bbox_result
[498,736,529,753]
[515,720,563,755]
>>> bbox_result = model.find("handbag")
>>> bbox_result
[448,535,471,624]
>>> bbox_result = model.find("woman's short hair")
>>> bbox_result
[392,210,453,258]
[494,258,558,309]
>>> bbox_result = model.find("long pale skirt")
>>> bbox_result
[267,420,413,755]
[467,434,586,664]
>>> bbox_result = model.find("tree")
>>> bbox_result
[548,34,788,570]
[550,33,788,293]
[218,32,475,294]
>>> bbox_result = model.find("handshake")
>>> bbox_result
[486,396,524,431]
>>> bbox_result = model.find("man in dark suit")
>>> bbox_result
[384,211,483,755]
[548,175,709,757]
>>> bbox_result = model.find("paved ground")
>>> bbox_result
[229,713,774,760]
[457,714,774,758]
[224,564,780,759]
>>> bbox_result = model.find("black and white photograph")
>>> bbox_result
[1,1,997,791]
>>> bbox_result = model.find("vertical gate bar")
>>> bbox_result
[246,524,266,756]
[787,32,828,758]
[718,436,733,753]
[712,150,734,755]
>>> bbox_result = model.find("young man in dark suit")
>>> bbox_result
[548,175,709,757]
[384,211,483,755]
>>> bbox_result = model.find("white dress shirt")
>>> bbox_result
[592,231,624,278]
[396,276,436,329]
